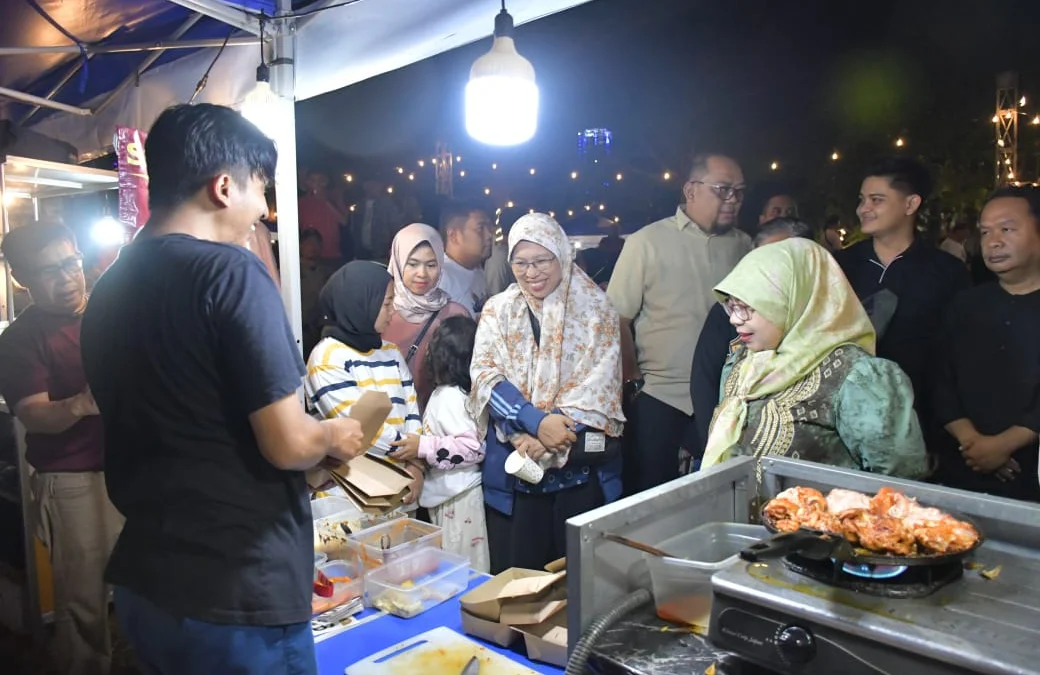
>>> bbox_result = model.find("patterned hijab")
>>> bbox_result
[388,223,451,323]
[703,238,875,469]
[470,213,624,467]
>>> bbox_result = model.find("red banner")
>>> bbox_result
[114,126,149,231]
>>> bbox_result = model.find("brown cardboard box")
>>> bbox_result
[459,568,565,622]
[348,390,393,447]
[512,605,568,667]
[459,608,519,647]
[499,584,567,626]
[328,453,413,513]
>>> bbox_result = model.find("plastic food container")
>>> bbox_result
[314,551,328,567]
[364,547,470,618]
[312,496,402,557]
[348,518,442,570]
[312,559,363,616]
[646,522,766,628]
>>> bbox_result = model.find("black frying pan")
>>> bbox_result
[742,504,984,567]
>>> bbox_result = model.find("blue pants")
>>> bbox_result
[113,586,317,675]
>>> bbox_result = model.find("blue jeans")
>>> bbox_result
[113,586,317,675]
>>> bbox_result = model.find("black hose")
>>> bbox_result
[565,589,653,675]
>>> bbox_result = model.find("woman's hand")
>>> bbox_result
[388,434,421,462]
[402,462,425,505]
[537,414,577,453]
[514,434,550,462]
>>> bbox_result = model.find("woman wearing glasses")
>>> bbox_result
[470,213,625,572]
[702,238,928,478]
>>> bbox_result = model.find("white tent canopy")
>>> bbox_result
[11,0,590,354]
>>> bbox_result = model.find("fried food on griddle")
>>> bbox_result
[826,488,872,515]
[763,486,980,556]
[838,509,917,556]
[764,487,841,534]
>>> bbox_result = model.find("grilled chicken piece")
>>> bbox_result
[870,486,919,519]
[825,488,871,515]
[765,488,840,534]
[905,507,980,554]
[775,487,827,511]
[838,509,917,556]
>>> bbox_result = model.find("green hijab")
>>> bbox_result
[702,238,876,469]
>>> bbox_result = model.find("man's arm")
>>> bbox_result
[13,390,97,435]
[606,235,646,382]
[249,394,362,471]
[618,317,641,381]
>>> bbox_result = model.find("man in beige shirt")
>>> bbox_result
[607,153,752,495]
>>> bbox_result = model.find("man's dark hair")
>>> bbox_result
[145,104,277,211]
[753,217,814,247]
[300,228,323,244]
[1,223,77,282]
[987,185,1040,228]
[439,199,487,237]
[687,151,737,181]
[864,156,933,202]
[424,315,478,392]
[824,214,841,229]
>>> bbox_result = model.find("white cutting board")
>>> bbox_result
[345,627,539,675]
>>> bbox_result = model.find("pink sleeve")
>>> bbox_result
[418,430,486,470]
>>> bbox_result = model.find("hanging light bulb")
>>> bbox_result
[465,2,539,146]
[241,63,280,139]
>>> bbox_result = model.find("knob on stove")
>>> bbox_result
[776,625,816,665]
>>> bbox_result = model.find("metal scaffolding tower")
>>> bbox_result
[434,142,453,197]
[995,71,1019,187]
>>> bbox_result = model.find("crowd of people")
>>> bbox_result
[0,102,1038,675]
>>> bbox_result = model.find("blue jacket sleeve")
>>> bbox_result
[488,380,547,437]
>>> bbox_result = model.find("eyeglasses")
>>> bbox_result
[510,257,556,275]
[35,254,84,280]
[722,297,754,322]
[690,181,746,203]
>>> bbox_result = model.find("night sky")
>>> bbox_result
[295,0,1040,225]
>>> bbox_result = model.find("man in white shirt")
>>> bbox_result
[439,200,494,316]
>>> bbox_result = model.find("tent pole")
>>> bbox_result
[165,0,262,35]
[18,54,94,125]
[0,86,91,115]
[0,37,259,56]
[270,0,304,361]
[94,13,203,116]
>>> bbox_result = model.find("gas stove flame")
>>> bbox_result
[841,562,909,579]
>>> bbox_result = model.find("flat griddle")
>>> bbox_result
[741,503,984,567]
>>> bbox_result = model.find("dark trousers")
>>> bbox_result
[113,586,317,675]
[622,392,696,497]
[485,473,604,574]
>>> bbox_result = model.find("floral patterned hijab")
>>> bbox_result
[703,238,876,469]
[469,213,624,466]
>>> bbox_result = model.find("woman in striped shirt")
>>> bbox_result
[305,261,425,504]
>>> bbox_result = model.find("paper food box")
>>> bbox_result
[306,391,392,491]
[512,604,568,667]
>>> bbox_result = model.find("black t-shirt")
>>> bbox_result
[835,238,970,429]
[81,234,310,625]
[934,283,1040,502]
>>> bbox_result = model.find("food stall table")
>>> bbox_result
[315,573,563,675]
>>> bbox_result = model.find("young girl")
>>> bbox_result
[389,316,489,572]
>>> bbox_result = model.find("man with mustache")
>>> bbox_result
[608,153,752,495]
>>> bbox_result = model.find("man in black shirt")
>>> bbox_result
[836,157,969,454]
[81,104,365,674]
[935,187,1040,502]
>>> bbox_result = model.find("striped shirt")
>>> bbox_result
[305,337,422,456]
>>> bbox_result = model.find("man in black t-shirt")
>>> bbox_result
[836,157,969,458]
[81,104,364,674]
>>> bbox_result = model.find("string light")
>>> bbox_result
[408,173,415,181]
[484,187,491,195]
[598,204,606,211]
[507,200,515,208]
[528,208,535,214]
[456,155,463,162]
[431,158,438,165]
[1033,115,1040,125]
[830,152,840,161]
[343,173,353,182]
[492,163,498,170]
[584,205,591,211]
[417,160,425,167]
[459,170,466,177]
[770,161,779,171]
[992,115,1000,124]
[570,171,578,180]
[387,186,394,194]
[895,138,905,148]
[1009,170,1016,179]
[615,173,623,181]
[349,204,356,212]
[998,139,1006,147]
[529,168,536,175]
[567,209,574,217]
[549,211,555,218]
[663,171,671,180]
[396,167,404,174]
[1021,96,1027,107]
[613,216,620,223]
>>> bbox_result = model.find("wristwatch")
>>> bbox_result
[624,377,645,396]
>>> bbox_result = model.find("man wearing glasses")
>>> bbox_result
[0,223,122,675]
[608,153,752,495]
